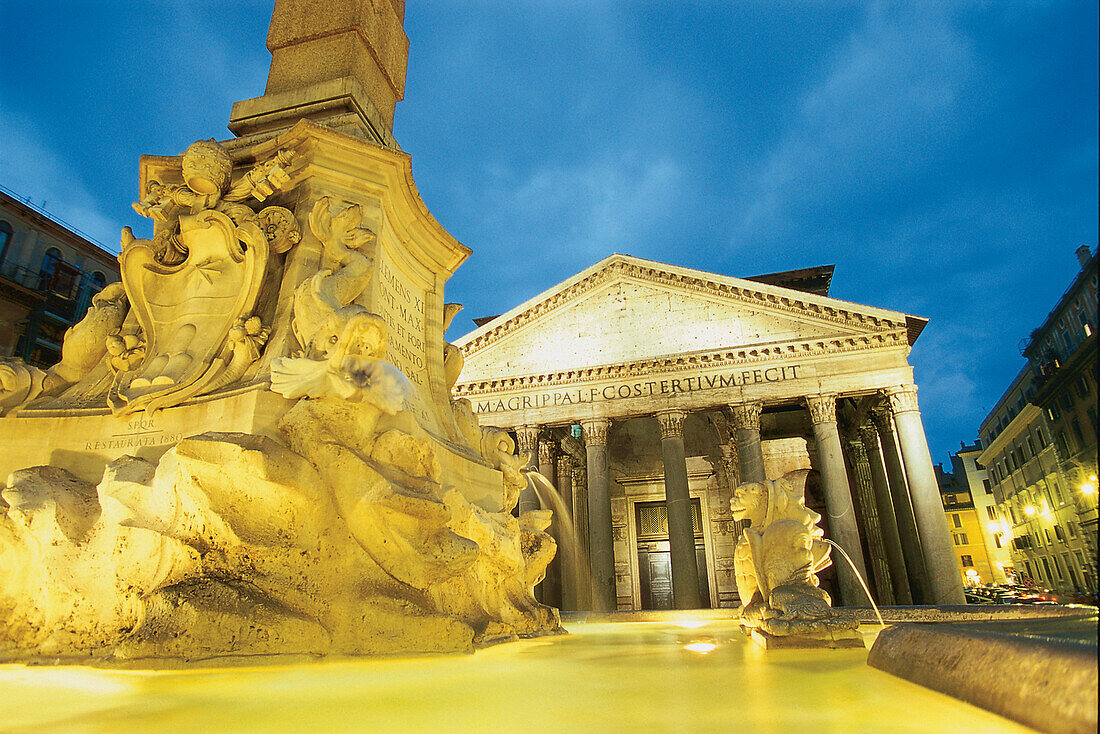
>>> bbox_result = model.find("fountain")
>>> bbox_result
[0,2,564,657]
[0,3,1096,732]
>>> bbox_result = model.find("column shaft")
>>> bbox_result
[538,438,561,608]
[556,454,578,611]
[873,406,929,603]
[731,402,766,484]
[657,411,702,609]
[571,463,592,610]
[846,437,895,605]
[888,387,965,605]
[861,425,913,605]
[582,419,615,611]
[806,395,869,606]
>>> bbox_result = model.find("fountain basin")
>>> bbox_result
[3,614,1080,733]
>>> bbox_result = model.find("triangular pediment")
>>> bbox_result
[454,254,923,384]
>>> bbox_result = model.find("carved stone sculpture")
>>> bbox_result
[0,127,559,662]
[730,469,860,647]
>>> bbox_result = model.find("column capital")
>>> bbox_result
[580,418,611,446]
[730,402,762,430]
[869,404,893,432]
[556,453,573,475]
[859,423,880,450]
[515,425,540,454]
[571,463,587,486]
[805,394,838,425]
[656,409,687,439]
[886,385,920,415]
[847,434,870,464]
[538,438,557,464]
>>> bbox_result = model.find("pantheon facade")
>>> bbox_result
[452,254,963,610]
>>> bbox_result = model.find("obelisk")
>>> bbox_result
[228,0,409,149]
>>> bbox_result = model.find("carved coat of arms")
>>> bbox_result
[108,209,269,414]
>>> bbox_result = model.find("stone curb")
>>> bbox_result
[867,623,1098,734]
[561,604,1098,625]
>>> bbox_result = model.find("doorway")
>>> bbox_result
[635,499,710,609]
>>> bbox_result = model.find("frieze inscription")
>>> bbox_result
[473,364,804,414]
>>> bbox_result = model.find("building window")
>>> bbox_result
[1068,522,1077,539]
[1048,405,1061,421]
[91,271,107,290]
[1041,557,1053,581]
[961,555,974,567]
[953,532,968,546]
[952,514,962,528]
[994,534,1003,549]
[986,506,997,520]
[1071,418,1084,444]
[1060,392,1074,411]
[1078,376,1091,398]
[40,246,63,283]
[0,220,12,266]
[1044,528,1052,544]
[982,478,992,494]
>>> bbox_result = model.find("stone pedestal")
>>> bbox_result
[229,0,408,148]
[750,628,865,650]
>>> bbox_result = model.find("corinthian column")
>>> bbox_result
[556,453,578,610]
[731,402,766,484]
[860,424,913,605]
[805,394,868,606]
[571,461,592,610]
[846,436,894,605]
[581,418,615,611]
[656,410,703,609]
[871,404,929,603]
[515,425,540,516]
[538,437,561,608]
[887,386,964,605]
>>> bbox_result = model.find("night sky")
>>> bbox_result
[1,1,1096,464]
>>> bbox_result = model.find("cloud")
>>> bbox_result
[0,109,125,252]
[734,4,975,244]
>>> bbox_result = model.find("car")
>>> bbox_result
[964,591,994,605]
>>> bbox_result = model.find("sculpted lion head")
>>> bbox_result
[730,469,820,531]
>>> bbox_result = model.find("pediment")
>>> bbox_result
[454,255,922,384]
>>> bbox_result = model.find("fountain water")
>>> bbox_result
[822,538,886,629]
[526,471,592,609]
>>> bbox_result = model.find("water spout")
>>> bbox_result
[822,538,886,629]
[525,471,592,609]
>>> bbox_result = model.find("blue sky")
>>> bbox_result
[1,1,1096,464]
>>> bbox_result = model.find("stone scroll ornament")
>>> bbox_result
[730,469,859,641]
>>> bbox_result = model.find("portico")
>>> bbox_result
[452,254,964,609]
